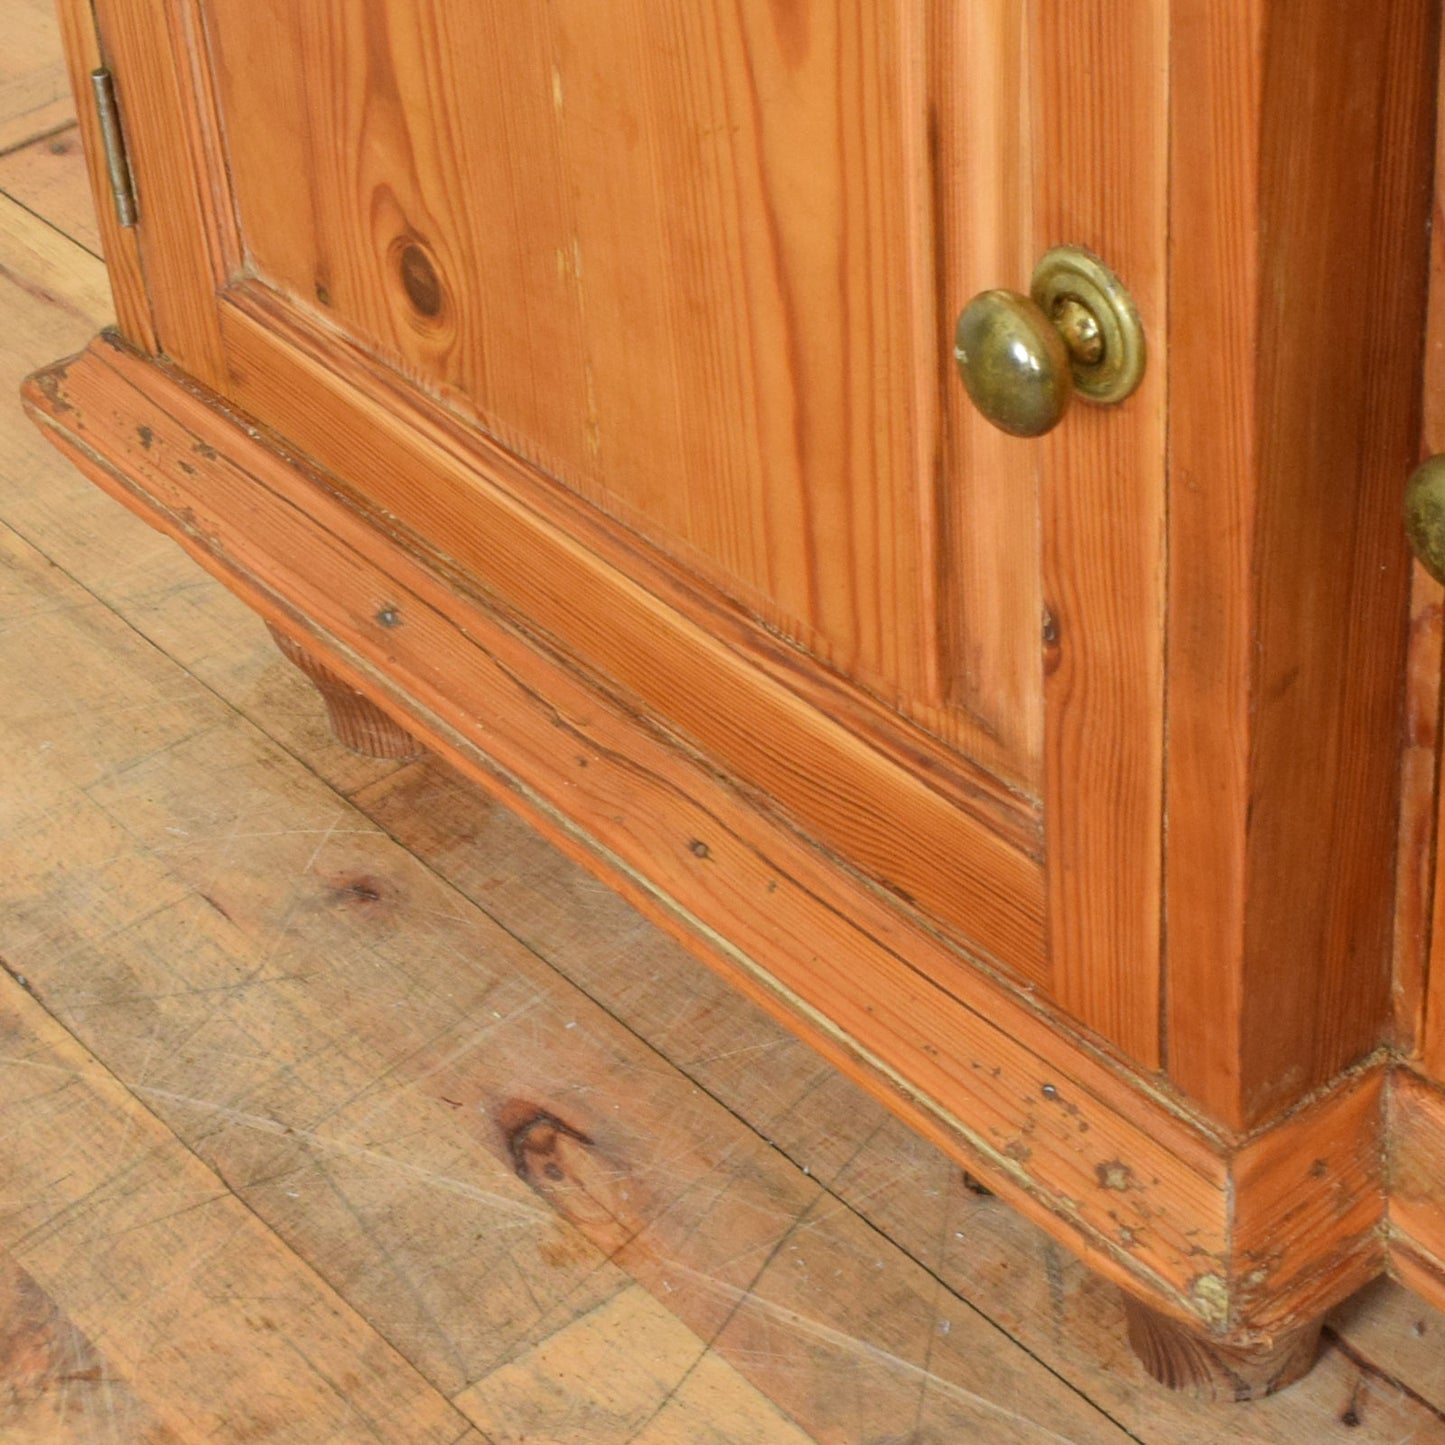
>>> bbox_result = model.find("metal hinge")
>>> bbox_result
[89,67,138,228]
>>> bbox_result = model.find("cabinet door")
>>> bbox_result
[97,0,1167,1063]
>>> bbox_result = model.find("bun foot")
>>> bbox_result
[1121,1292,1322,1402]
[268,624,424,761]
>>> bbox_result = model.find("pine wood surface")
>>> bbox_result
[6,59,1445,1443]
[49,0,155,352]
[1394,12,1445,1047]
[0,0,71,155]
[198,0,1038,782]
[96,0,1178,1076]
[36,318,1434,1356]
[208,286,1054,983]
[268,623,426,762]
[87,0,225,383]
[1417,8,1445,1076]
[28,317,1427,1349]
[1029,3,1167,1071]
[27,332,1228,1323]
[1163,0,1438,1126]
[84,0,1436,1117]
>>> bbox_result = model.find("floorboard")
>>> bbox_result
[0,0,72,156]
[0,124,103,255]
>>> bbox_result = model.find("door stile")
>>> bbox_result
[53,0,156,351]
[90,0,227,386]
[1035,3,1170,1070]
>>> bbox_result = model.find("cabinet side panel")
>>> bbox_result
[1412,15,1445,1073]
[1167,0,1439,1125]
[1238,0,1437,1122]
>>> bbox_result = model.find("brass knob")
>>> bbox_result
[1405,455,1445,583]
[953,246,1146,438]
[954,291,1072,438]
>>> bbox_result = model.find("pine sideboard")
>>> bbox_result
[24,0,1445,1401]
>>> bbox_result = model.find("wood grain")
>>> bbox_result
[71,0,1168,1094]
[1395,558,1441,1055]
[216,290,1053,982]
[0,530,1129,1444]
[78,0,1441,1137]
[1416,11,1445,1075]
[0,1247,182,1444]
[0,474,1425,1442]
[52,0,154,352]
[1389,1070,1445,1317]
[0,0,71,154]
[1232,1070,1388,1332]
[0,484,1416,1437]
[1033,2,1167,1068]
[27,335,1414,1353]
[198,0,1046,788]
[1165,0,1439,1126]
[1162,0,1260,1126]
[454,1288,818,1445]
[1239,0,1436,1119]
[0,126,102,256]
[1122,1295,1321,1403]
[44,0,152,352]
[0,969,479,1444]
[26,338,1235,1323]
[90,0,225,380]
[269,622,425,760]
[1328,1276,1445,1420]
[188,0,1176,1071]
[10,95,1445,1441]
[0,183,113,330]
[349,763,1432,1441]
[928,1,1042,780]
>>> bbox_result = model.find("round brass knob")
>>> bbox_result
[1405,455,1445,584]
[953,245,1146,438]
[954,291,1072,438]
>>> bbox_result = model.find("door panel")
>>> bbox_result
[202,0,1048,785]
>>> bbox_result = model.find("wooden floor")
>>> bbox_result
[4,6,1445,1441]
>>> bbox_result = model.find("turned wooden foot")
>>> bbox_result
[268,624,424,760]
[1121,1292,1322,1402]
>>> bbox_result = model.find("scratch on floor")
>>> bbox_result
[614,1255,1104,1444]
[133,1083,556,1228]
[0,1050,554,1228]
